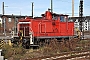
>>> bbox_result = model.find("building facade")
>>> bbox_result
[0,14,31,34]
[69,16,90,31]
[0,18,2,27]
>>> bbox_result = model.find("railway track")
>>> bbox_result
[26,50,90,60]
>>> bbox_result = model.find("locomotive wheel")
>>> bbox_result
[38,39,44,47]
[22,42,30,49]
[26,42,30,49]
[45,39,50,45]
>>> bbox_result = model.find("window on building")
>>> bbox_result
[0,18,2,23]
[75,22,78,23]
[85,29,87,30]
[75,19,78,22]
[85,22,87,23]
[85,26,87,28]
[8,18,11,22]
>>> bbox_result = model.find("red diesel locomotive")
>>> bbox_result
[12,10,74,48]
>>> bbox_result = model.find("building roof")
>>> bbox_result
[0,14,2,17]
[69,16,90,22]
[0,14,32,18]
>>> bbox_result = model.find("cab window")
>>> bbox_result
[60,16,66,22]
[53,15,58,20]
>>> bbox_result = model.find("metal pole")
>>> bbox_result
[0,49,2,56]
[24,27,25,37]
[79,0,84,39]
[72,0,74,17]
[15,16,16,33]
[32,2,34,18]
[2,2,4,15]
[4,18,6,36]
[2,2,5,35]
[51,0,53,13]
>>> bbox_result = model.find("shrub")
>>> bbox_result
[1,44,26,59]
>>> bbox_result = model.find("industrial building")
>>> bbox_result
[69,16,90,31]
[0,14,31,36]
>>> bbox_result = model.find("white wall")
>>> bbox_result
[74,19,89,31]
[0,18,2,24]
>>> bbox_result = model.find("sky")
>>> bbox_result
[0,0,90,17]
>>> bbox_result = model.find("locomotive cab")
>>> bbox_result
[51,12,69,22]
[42,9,68,22]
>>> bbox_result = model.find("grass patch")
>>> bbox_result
[0,38,90,60]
